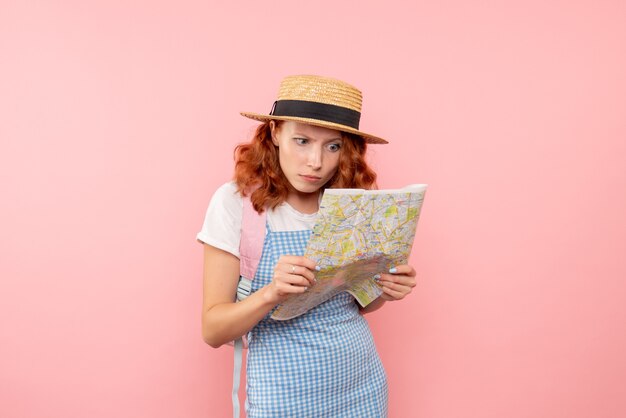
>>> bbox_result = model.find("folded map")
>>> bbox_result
[271,184,428,320]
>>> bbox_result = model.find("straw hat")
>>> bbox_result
[240,75,388,144]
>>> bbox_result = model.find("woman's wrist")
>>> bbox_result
[258,284,281,307]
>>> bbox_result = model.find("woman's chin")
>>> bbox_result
[286,179,318,194]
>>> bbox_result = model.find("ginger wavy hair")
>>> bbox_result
[234,121,378,213]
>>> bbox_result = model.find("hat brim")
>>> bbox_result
[240,112,388,144]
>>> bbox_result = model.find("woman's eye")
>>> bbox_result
[294,138,308,145]
[327,143,341,152]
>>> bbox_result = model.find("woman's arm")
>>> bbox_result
[201,244,317,348]
[201,244,274,347]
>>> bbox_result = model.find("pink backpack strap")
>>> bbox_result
[239,194,266,281]
[232,192,267,417]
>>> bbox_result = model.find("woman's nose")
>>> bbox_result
[307,147,322,169]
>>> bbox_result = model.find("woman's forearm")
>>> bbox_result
[202,286,278,348]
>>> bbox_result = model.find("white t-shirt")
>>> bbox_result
[196,182,318,257]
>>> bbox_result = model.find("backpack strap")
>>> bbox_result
[239,194,266,283]
[232,338,245,418]
[232,193,266,418]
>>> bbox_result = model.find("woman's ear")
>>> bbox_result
[269,121,279,146]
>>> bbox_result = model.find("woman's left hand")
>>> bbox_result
[377,264,417,301]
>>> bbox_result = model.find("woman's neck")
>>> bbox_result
[286,189,320,214]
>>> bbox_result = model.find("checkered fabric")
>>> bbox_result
[245,225,388,417]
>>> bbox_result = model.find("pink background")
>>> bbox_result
[1,1,625,417]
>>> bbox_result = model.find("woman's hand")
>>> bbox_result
[263,255,318,305]
[377,264,417,301]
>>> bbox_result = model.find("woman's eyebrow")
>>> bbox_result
[293,132,342,142]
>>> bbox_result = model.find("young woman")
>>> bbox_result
[197,75,417,417]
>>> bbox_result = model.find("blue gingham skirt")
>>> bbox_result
[246,226,388,417]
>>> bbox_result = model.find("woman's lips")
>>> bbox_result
[300,174,322,183]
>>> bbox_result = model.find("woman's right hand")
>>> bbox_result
[264,255,318,304]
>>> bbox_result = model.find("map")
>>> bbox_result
[271,184,428,320]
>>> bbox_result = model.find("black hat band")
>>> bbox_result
[270,100,361,130]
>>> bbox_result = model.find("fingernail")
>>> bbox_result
[389,267,397,274]
[315,266,321,271]
[373,274,381,281]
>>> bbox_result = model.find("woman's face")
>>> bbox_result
[270,120,343,195]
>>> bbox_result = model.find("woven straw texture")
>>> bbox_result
[277,75,363,112]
